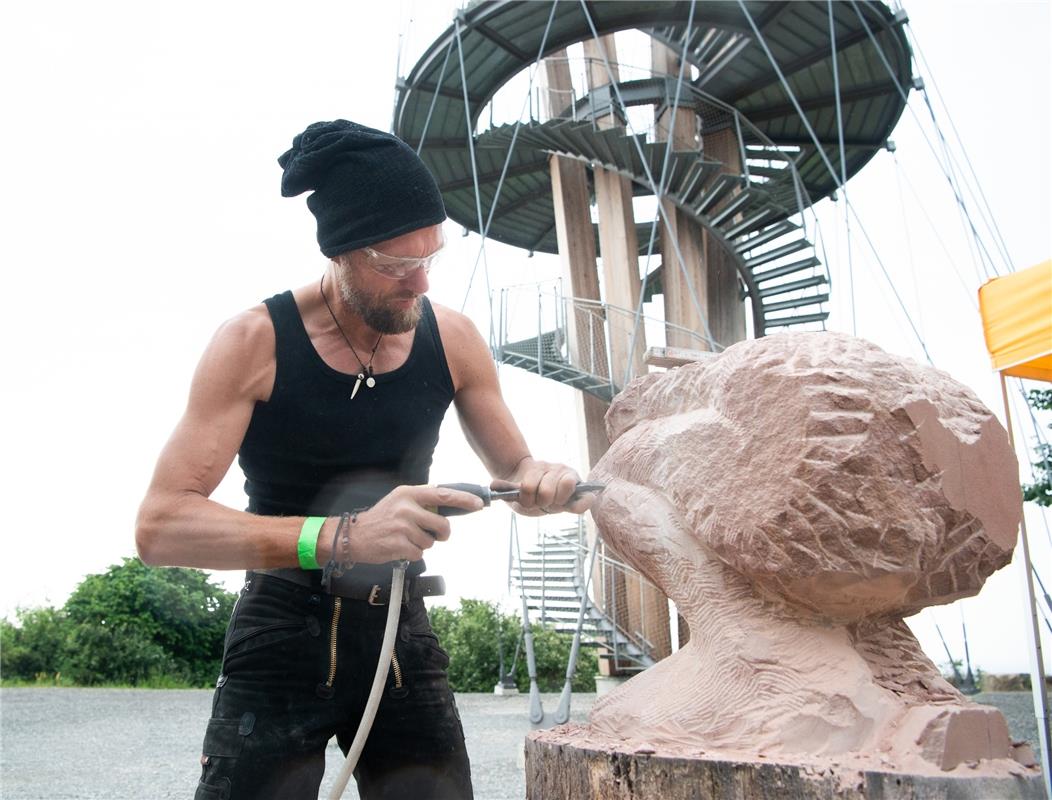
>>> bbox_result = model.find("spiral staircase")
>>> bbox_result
[395,0,914,676]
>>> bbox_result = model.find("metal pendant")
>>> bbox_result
[366,376,376,389]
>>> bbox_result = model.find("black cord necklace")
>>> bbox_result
[320,273,384,399]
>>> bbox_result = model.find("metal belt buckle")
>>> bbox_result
[367,585,385,606]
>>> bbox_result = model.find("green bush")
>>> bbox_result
[428,599,596,693]
[2,558,235,687]
[1,606,71,681]
[63,558,236,686]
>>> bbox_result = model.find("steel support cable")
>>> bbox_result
[828,0,848,187]
[1009,382,1052,633]
[737,0,843,193]
[624,0,698,387]
[453,18,495,341]
[891,151,923,340]
[740,0,930,361]
[740,0,850,332]
[844,193,856,335]
[915,83,993,283]
[828,0,856,335]
[414,37,455,155]
[812,208,834,298]
[918,88,999,280]
[457,1,559,318]
[1034,566,1052,632]
[1016,379,1052,548]
[918,78,1010,276]
[1018,381,1052,549]
[892,154,980,311]
[510,515,544,722]
[927,607,963,682]
[1003,388,1052,644]
[845,196,934,365]
[903,23,1015,272]
[577,0,720,352]
[847,1,999,282]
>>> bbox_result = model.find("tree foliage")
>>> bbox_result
[3,559,599,692]
[2,558,235,686]
[1,606,70,680]
[1023,389,1052,507]
[428,599,597,693]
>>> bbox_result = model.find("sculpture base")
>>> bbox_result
[525,731,1045,800]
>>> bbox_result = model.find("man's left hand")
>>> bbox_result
[492,458,594,517]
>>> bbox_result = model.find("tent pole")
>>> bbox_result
[1001,371,1052,796]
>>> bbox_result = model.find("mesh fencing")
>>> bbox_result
[495,287,712,393]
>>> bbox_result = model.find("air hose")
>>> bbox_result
[324,481,601,798]
[326,560,408,800]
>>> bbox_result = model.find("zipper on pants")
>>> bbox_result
[391,651,403,689]
[317,597,342,699]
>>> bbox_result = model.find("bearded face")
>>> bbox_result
[334,259,423,334]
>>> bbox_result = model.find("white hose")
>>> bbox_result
[327,561,408,800]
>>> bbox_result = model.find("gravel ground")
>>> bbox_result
[0,688,590,800]
[0,688,1041,799]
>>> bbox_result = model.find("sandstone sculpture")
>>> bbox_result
[578,332,1033,778]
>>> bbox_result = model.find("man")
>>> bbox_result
[135,120,591,800]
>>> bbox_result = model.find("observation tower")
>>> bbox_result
[396,0,913,676]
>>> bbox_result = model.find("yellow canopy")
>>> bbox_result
[979,259,1052,382]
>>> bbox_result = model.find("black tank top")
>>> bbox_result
[238,290,455,581]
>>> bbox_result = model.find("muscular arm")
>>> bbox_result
[135,307,303,568]
[436,306,590,515]
[136,306,480,569]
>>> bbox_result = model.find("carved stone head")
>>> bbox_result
[596,331,1020,622]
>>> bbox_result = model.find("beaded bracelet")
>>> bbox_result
[321,509,362,590]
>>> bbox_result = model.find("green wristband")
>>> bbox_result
[297,517,326,570]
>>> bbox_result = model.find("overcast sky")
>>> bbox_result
[2,0,1049,675]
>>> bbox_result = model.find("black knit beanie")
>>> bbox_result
[277,120,446,257]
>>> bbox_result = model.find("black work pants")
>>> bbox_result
[194,573,472,800]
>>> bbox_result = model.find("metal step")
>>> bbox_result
[752,257,821,284]
[675,160,721,205]
[706,188,752,227]
[762,293,829,313]
[746,164,788,179]
[745,147,792,162]
[693,174,739,215]
[734,220,800,253]
[518,553,577,561]
[764,311,831,329]
[745,238,811,269]
[722,206,777,239]
[516,562,577,572]
[515,573,577,583]
[758,275,829,298]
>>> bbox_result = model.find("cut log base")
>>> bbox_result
[524,734,1045,800]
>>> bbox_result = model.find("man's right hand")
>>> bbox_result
[324,485,484,564]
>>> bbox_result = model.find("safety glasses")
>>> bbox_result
[360,245,443,279]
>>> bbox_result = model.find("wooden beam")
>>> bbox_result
[645,346,718,369]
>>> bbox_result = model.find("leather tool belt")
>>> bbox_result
[250,568,446,606]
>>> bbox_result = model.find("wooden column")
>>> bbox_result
[702,129,747,346]
[582,36,645,386]
[583,35,668,671]
[544,52,609,470]
[652,42,745,351]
